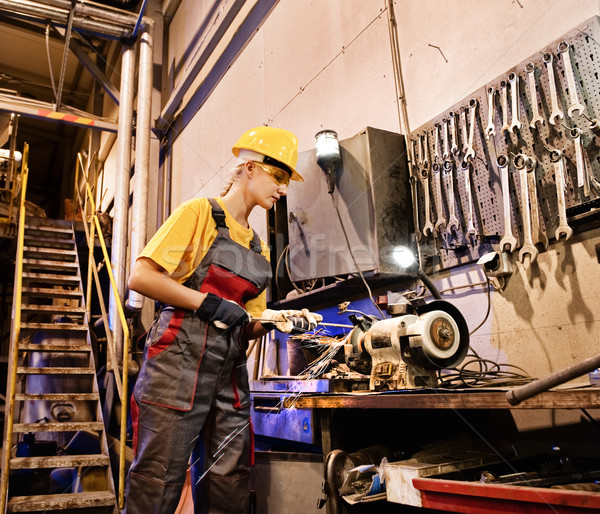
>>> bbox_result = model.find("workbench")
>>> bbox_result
[282,387,600,514]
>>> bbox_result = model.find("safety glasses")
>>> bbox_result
[252,161,290,187]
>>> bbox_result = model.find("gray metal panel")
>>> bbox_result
[287,127,410,282]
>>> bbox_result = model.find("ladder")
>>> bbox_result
[1,218,117,513]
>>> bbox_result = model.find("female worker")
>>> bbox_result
[125,126,321,513]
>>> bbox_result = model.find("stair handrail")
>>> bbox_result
[0,143,29,512]
[76,154,130,509]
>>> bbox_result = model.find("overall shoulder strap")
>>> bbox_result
[207,198,228,229]
[249,231,262,254]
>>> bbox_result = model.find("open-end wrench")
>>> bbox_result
[525,63,545,129]
[434,123,442,163]
[423,130,430,170]
[496,154,518,253]
[421,164,434,237]
[486,87,496,139]
[500,80,510,133]
[432,162,446,233]
[508,73,522,134]
[464,98,477,162]
[409,138,422,241]
[514,154,538,266]
[442,118,450,159]
[449,112,459,155]
[557,41,586,119]
[570,127,590,198]
[524,156,548,250]
[443,160,460,234]
[543,52,564,126]
[460,107,469,155]
[460,159,477,240]
[549,149,573,241]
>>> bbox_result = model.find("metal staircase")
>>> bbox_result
[1,218,117,513]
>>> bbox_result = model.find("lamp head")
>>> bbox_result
[315,129,340,194]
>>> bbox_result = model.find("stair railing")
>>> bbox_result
[75,154,130,509]
[0,143,29,512]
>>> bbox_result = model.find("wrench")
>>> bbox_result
[543,52,564,126]
[442,118,450,159]
[423,130,430,170]
[549,149,573,241]
[464,98,477,162]
[485,87,496,139]
[449,111,459,154]
[525,62,545,129]
[409,138,422,241]
[524,157,548,250]
[434,123,442,162]
[418,134,434,237]
[496,154,518,253]
[508,73,522,133]
[443,160,460,234]
[460,107,469,155]
[557,41,586,119]
[571,127,590,198]
[432,163,446,233]
[514,154,538,266]
[460,159,477,239]
[500,80,510,134]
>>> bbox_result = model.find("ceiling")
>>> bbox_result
[0,1,137,218]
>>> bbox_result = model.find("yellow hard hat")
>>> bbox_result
[232,126,303,182]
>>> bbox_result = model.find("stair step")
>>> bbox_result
[23,235,75,248]
[23,246,77,260]
[10,454,109,469]
[25,224,73,235]
[20,322,87,331]
[13,421,104,432]
[22,272,80,285]
[23,259,79,272]
[21,304,86,314]
[15,392,99,401]
[7,491,115,512]
[19,343,91,352]
[17,367,95,375]
[22,287,83,298]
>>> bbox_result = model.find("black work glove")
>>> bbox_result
[195,293,251,330]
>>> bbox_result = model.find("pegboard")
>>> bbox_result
[408,16,600,271]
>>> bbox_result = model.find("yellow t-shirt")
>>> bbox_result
[139,197,269,317]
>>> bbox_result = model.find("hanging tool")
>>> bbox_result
[514,154,538,266]
[508,72,522,134]
[497,154,518,253]
[525,62,545,129]
[557,41,586,119]
[449,112,459,155]
[548,149,573,241]
[543,52,564,126]
[409,138,422,241]
[460,107,469,155]
[460,159,477,241]
[570,127,590,198]
[464,98,477,162]
[500,80,510,134]
[432,163,446,234]
[418,133,434,237]
[443,160,460,235]
[485,87,496,139]
[524,156,548,250]
[442,118,450,159]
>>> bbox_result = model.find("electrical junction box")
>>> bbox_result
[286,127,410,282]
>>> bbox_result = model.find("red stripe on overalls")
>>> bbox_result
[147,309,185,359]
[201,263,259,306]
[130,395,140,455]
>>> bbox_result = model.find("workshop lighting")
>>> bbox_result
[315,129,340,194]
[392,245,441,300]
[392,246,416,268]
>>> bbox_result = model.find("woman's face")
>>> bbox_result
[248,161,288,209]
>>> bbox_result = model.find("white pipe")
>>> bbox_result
[109,44,135,352]
[128,21,154,310]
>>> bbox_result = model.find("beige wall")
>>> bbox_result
[158,1,600,392]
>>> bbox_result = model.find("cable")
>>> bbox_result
[330,193,385,317]
[469,276,491,336]
[45,24,58,101]
[439,357,534,389]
